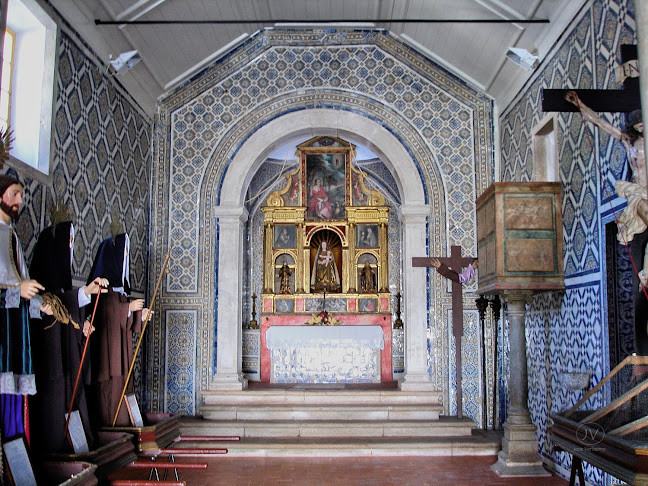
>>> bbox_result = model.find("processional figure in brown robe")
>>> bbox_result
[87,229,149,426]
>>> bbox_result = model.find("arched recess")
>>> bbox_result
[209,107,442,392]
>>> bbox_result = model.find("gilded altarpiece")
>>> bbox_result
[260,137,392,383]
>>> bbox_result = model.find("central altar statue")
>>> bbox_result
[311,240,341,292]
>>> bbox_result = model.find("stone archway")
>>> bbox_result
[211,108,435,392]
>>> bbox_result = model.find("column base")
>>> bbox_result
[491,421,549,477]
[209,372,248,391]
[398,372,435,391]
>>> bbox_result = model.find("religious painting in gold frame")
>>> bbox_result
[357,224,379,248]
[274,225,296,248]
[304,151,348,220]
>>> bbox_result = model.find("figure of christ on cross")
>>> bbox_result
[412,245,477,420]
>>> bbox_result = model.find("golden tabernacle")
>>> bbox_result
[259,136,393,383]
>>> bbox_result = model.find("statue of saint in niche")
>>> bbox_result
[359,262,376,293]
[311,241,340,292]
[278,262,292,294]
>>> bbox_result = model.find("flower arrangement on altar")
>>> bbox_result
[305,310,341,326]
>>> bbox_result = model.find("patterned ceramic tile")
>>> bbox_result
[149,28,495,415]
[165,310,197,415]
[499,1,635,483]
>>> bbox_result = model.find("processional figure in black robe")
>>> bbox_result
[29,211,107,455]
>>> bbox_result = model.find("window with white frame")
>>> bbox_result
[532,114,559,182]
[0,28,15,131]
[3,0,56,174]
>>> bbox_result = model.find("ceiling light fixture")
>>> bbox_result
[109,50,141,75]
[505,47,539,71]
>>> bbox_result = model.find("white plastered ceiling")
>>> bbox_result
[50,0,586,116]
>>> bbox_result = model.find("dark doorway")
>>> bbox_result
[606,221,642,397]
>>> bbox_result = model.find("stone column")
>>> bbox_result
[210,205,249,390]
[491,290,548,477]
[398,204,435,391]
[635,0,648,187]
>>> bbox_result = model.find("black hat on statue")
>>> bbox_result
[88,232,131,294]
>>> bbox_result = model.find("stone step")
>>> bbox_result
[181,416,476,439]
[199,404,440,421]
[177,420,501,456]
[200,389,443,407]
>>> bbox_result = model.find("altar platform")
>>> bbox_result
[192,382,499,456]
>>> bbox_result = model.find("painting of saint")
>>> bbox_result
[282,173,301,206]
[306,153,346,219]
[352,172,369,206]
[274,225,296,248]
[359,298,377,312]
[357,225,378,248]
[308,178,333,219]
[275,299,294,313]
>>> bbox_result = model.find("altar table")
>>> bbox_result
[264,325,387,383]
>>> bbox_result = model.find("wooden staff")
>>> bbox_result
[63,285,103,443]
[112,249,171,426]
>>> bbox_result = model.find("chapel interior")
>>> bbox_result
[0,0,647,485]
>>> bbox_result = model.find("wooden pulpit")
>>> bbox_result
[477,182,565,477]
[476,181,564,294]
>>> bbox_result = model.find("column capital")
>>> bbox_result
[213,205,249,223]
[501,290,534,306]
[398,204,431,223]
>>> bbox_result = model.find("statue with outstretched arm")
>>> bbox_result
[565,90,648,242]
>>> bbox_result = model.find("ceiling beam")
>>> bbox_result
[471,0,527,31]
[473,0,526,21]
[114,0,168,22]
[96,17,550,26]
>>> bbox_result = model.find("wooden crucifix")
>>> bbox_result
[413,245,476,419]
[542,45,640,113]
[544,44,648,353]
